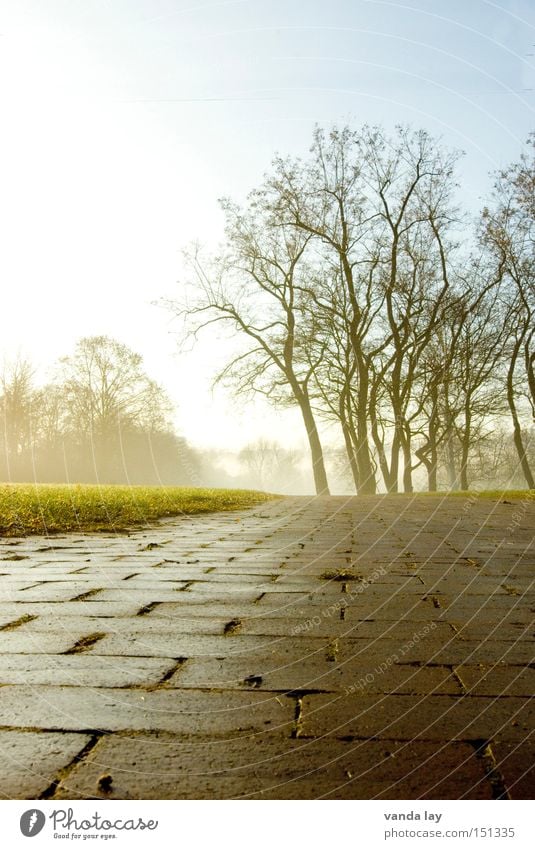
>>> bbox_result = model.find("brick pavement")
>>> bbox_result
[0,495,533,799]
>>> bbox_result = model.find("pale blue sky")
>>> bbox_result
[1,0,534,449]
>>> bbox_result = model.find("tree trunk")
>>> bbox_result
[388,431,400,494]
[446,435,457,490]
[427,386,439,492]
[401,431,413,493]
[459,407,471,491]
[507,346,535,489]
[340,413,360,492]
[524,340,535,419]
[295,390,331,495]
[354,359,376,494]
[370,407,396,492]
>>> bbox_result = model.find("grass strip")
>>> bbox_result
[0,483,277,537]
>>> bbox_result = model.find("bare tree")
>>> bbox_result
[167,123,533,495]
[60,336,171,439]
[258,125,463,493]
[169,202,331,494]
[259,127,381,492]
[369,130,461,492]
[0,358,38,478]
[481,136,535,488]
[58,336,173,482]
[239,439,303,491]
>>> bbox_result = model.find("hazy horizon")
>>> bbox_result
[1,0,534,457]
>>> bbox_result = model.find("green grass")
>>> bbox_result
[0,484,277,537]
[457,489,534,499]
[416,489,535,500]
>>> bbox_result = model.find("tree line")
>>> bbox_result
[0,336,201,485]
[171,125,534,495]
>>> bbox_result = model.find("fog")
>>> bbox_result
[1,3,534,494]
[1,340,532,495]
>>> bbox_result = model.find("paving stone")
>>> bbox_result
[0,632,90,654]
[340,663,462,696]
[0,612,36,630]
[300,693,534,742]
[492,743,535,799]
[237,617,453,641]
[133,571,272,584]
[146,602,269,619]
[0,685,295,735]
[441,598,532,615]
[257,591,436,615]
[14,615,226,636]
[89,633,332,659]
[2,569,137,581]
[5,583,108,602]
[454,623,535,642]
[404,640,535,666]
[92,587,259,603]
[212,564,290,574]
[457,665,535,697]
[52,735,491,800]
[447,607,533,625]
[0,582,43,600]
[168,656,461,695]
[0,730,92,799]
[0,654,175,687]
[191,581,343,595]
[0,601,143,617]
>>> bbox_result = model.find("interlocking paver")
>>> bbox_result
[0,654,176,686]
[491,743,535,799]
[14,614,227,636]
[0,495,533,799]
[0,731,92,799]
[0,685,295,735]
[457,665,535,697]
[51,735,491,800]
[300,692,534,742]
[166,655,461,695]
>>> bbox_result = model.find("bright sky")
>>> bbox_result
[1,0,534,451]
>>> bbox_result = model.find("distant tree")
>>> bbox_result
[239,439,303,491]
[0,358,38,478]
[56,336,173,482]
[60,336,171,441]
[0,340,202,486]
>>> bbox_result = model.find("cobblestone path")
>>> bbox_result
[0,495,533,799]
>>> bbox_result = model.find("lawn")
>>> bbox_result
[0,484,276,537]
[423,489,534,500]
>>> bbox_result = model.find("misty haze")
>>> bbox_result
[3,125,533,496]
